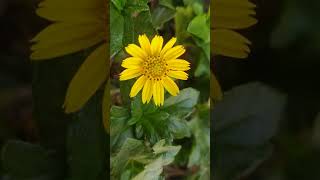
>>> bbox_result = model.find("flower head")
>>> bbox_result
[120,35,190,106]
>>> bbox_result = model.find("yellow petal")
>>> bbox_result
[31,22,105,60]
[152,81,160,106]
[130,75,147,97]
[213,6,256,17]
[213,29,251,44]
[213,15,257,29]
[212,0,257,29]
[167,59,190,71]
[213,46,249,59]
[102,81,110,133]
[142,79,153,103]
[64,43,108,113]
[38,0,103,9]
[139,34,151,54]
[213,0,256,9]
[121,57,143,69]
[167,59,190,65]
[152,81,163,106]
[161,77,179,96]
[151,35,164,55]
[211,73,223,102]
[168,71,188,80]
[160,37,177,56]
[212,29,251,58]
[125,44,147,59]
[163,45,185,60]
[119,68,142,81]
[168,66,190,71]
[36,6,105,23]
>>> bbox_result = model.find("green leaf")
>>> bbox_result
[188,104,210,179]
[110,0,155,59]
[132,140,181,180]
[112,140,180,179]
[139,110,171,144]
[187,11,211,67]
[183,0,202,6]
[151,6,176,30]
[110,106,130,137]
[127,88,199,144]
[192,2,203,15]
[153,139,181,156]
[119,79,134,106]
[188,144,201,168]
[123,12,155,45]
[111,138,146,178]
[129,96,172,144]
[128,95,158,125]
[175,6,194,42]
[168,116,191,139]
[111,0,127,11]
[110,3,124,57]
[187,14,210,42]
[193,36,210,61]
[110,105,134,152]
[159,0,175,9]
[120,170,132,180]
[194,51,210,77]
[125,0,150,15]
[163,87,200,115]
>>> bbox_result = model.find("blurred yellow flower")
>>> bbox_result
[212,0,257,58]
[210,72,223,103]
[120,35,190,106]
[211,0,257,103]
[30,0,109,132]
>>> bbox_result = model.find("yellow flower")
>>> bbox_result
[210,72,223,103]
[211,0,257,104]
[212,0,257,58]
[120,35,190,106]
[30,0,109,131]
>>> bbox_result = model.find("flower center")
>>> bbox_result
[143,56,168,81]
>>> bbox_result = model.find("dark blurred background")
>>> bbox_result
[0,0,42,145]
[214,0,320,179]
